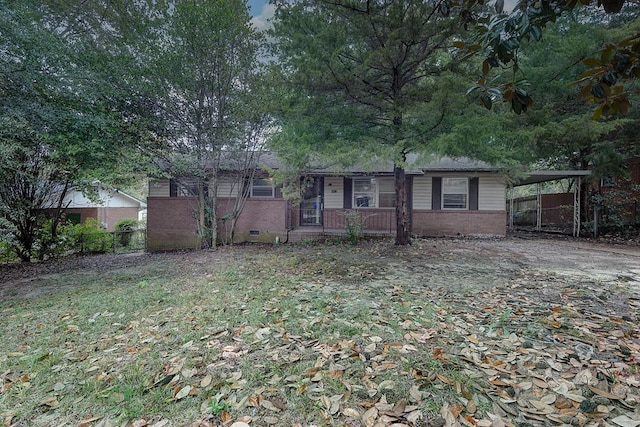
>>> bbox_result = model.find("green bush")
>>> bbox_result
[66,218,112,254]
[0,240,17,263]
[114,218,139,247]
[34,219,76,260]
[339,210,365,244]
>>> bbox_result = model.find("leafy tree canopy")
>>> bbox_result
[271,0,484,244]
[455,0,640,117]
[0,0,161,260]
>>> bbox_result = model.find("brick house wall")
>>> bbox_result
[64,208,98,226]
[101,207,140,231]
[147,197,290,250]
[217,198,288,244]
[147,198,200,250]
[412,210,506,236]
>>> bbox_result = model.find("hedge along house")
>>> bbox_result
[146,154,507,250]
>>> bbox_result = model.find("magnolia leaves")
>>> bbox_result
[454,0,635,118]
[576,35,640,119]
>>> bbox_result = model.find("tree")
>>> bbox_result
[0,1,161,261]
[0,120,67,261]
[152,0,266,249]
[271,0,469,245]
[455,0,640,117]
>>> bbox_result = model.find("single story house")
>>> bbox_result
[146,154,507,250]
[62,182,147,231]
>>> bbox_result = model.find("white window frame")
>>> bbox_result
[442,177,468,210]
[251,178,275,198]
[352,177,395,208]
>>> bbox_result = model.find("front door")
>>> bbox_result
[300,177,323,226]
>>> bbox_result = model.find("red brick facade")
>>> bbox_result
[217,198,289,243]
[63,207,139,231]
[147,196,507,250]
[413,210,506,236]
[147,198,200,250]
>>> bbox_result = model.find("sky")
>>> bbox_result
[248,0,275,31]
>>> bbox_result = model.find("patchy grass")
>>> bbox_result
[1,238,639,426]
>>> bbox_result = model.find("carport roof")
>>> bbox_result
[513,170,591,186]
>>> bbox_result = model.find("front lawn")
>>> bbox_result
[1,238,639,426]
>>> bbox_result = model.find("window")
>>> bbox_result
[170,178,200,197]
[65,212,81,225]
[352,177,395,208]
[251,178,274,197]
[378,178,395,208]
[442,177,468,209]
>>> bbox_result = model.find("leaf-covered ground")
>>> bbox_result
[1,237,639,427]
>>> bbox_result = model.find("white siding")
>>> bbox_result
[103,191,140,208]
[478,175,506,211]
[217,180,239,198]
[412,176,432,210]
[324,177,344,209]
[62,188,141,208]
[414,173,505,211]
[149,179,170,197]
[62,191,102,207]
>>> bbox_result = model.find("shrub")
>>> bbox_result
[339,210,365,244]
[66,218,112,254]
[114,218,139,247]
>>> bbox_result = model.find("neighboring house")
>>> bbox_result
[62,182,147,231]
[146,154,507,250]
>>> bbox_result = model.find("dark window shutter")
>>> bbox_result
[170,179,177,197]
[469,177,479,210]
[275,186,283,198]
[431,177,441,210]
[343,177,352,208]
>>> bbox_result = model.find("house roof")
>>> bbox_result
[257,152,498,175]
[160,151,500,176]
[513,170,592,186]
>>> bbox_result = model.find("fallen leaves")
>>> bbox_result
[1,239,638,426]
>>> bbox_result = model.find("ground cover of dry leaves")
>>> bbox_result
[0,236,639,427]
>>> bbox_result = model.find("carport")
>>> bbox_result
[508,170,592,237]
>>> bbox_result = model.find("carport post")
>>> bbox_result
[536,183,542,231]
[508,187,514,230]
[573,176,581,237]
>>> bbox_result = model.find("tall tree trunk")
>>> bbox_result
[393,101,411,245]
[394,164,411,245]
[50,180,69,239]
[198,181,206,249]
[208,175,218,248]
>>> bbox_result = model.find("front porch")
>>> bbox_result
[289,207,397,242]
